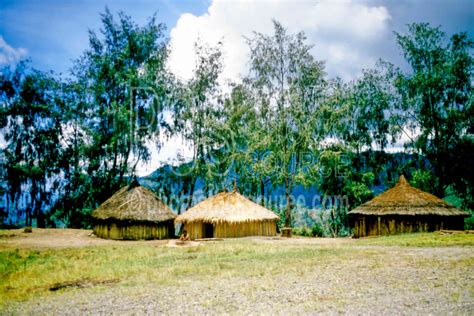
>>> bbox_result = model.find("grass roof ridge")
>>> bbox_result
[349,175,469,217]
[92,184,177,222]
[175,191,279,224]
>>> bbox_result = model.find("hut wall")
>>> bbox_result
[352,215,466,238]
[183,220,277,239]
[93,220,174,240]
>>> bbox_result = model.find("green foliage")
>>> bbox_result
[292,226,311,237]
[0,62,63,227]
[311,222,324,237]
[464,211,474,230]
[292,223,324,237]
[1,9,171,228]
[245,20,326,227]
[410,169,438,192]
[394,23,473,200]
[346,181,372,208]
[312,145,374,235]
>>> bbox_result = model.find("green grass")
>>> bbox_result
[0,240,354,302]
[355,232,474,247]
[0,229,18,237]
[0,232,472,304]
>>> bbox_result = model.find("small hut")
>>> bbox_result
[349,175,469,238]
[92,180,177,240]
[175,191,279,239]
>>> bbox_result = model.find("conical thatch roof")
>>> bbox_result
[349,175,468,216]
[92,182,177,222]
[175,191,280,224]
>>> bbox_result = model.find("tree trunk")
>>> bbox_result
[186,177,196,211]
[284,176,292,227]
[25,207,31,227]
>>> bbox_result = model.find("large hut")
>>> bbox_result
[175,191,279,239]
[349,175,468,238]
[92,180,177,240]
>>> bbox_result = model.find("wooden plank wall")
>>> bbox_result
[352,215,466,238]
[183,221,277,239]
[93,221,173,240]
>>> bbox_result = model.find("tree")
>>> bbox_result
[174,40,224,209]
[394,23,473,200]
[0,62,63,227]
[69,9,170,211]
[351,64,394,152]
[246,21,326,227]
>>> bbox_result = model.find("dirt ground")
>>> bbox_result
[0,228,350,249]
[1,229,473,315]
[0,228,169,249]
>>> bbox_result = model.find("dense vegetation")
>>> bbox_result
[0,10,473,232]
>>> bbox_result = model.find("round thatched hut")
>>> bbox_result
[349,175,469,238]
[175,191,279,239]
[92,181,177,240]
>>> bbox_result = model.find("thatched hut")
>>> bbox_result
[175,191,279,239]
[92,181,177,240]
[349,175,468,238]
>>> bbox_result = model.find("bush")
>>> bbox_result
[410,169,438,193]
[292,226,312,237]
[311,223,324,237]
[465,211,474,230]
[336,227,352,237]
[292,224,324,237]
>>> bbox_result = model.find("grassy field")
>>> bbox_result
[0,230,473,313]
[355,231,474,247]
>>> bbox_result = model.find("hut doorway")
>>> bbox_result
[203,223,214,238]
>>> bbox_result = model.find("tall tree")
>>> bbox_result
[0,62,63,227]
[175,40,224,209]
[394,23,473,198]
[246,21,326,227]
[70,9,169,206]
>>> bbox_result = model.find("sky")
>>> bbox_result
[1,0,473,175]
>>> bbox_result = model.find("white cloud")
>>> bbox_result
[167,0,391,82]
[135,134,194,177]
[0,36,27,66]
[151,0,393,175]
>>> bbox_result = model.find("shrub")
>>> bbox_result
[311,223,324,237]
[292,226,312,236]
[465,211,474,230]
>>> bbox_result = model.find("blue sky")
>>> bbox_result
[1,0,473,78]
[0,0,209,74]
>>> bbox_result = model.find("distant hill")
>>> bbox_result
[140,151,422,219]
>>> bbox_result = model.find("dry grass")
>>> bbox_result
[0,240,344,302]
[0,230,473,309]
[93,183,176,222]
[175,191,279,224]
[350,175,468,216]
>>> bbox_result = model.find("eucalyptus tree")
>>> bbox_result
[394,23,473,199]
[351,65,393,151]
[51,79,94,227]
[246,21,326,227]
[0,62,63,227]
[175,40,224,209]
[71,9,170,204]
[216,83,273,201]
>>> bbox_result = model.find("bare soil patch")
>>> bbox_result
[0,228,169,249]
